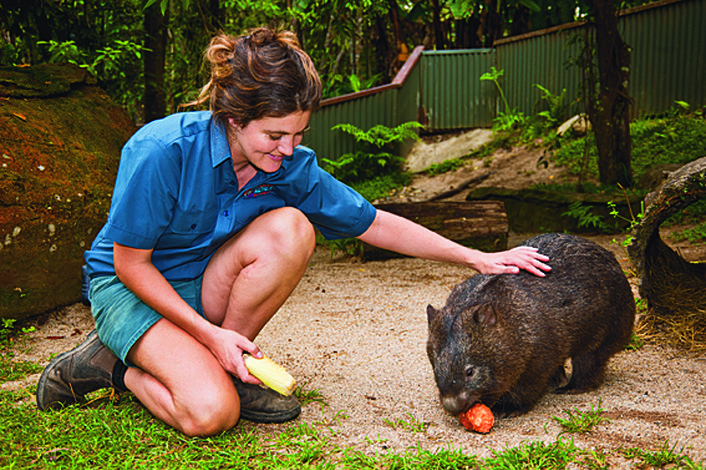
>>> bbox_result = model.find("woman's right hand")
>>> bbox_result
[113,243,266,384]
[206,325,264,385]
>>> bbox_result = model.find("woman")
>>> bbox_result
[36,27,549,437]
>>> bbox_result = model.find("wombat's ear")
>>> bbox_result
[427,305,440,324]
[472,304,497,327]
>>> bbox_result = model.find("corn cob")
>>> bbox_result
[243,354,296,396]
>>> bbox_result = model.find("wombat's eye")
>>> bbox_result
[465,366,477,380]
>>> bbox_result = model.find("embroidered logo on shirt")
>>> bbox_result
[243,184,275,198]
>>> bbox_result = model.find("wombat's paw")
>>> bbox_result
[552,385,595,395]
[493,409,525,419]
[490,404,529,419]
[550,361,571,389]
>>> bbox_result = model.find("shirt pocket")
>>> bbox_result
[158,202,217,252]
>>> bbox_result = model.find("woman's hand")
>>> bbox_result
[472,246,551,276]
[114,242,267,384]
[206,325,264,385]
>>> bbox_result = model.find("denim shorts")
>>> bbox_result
[89,274,205,365]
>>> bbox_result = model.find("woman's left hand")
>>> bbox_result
[473,246,551,276]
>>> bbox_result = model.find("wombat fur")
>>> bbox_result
[426,233,635,418]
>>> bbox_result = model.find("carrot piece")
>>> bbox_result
[459,403,494,433]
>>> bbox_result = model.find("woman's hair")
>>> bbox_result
[192,27,322,128]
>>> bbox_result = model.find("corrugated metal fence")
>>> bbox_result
[419,49,496,129]
[496,0,705,119]
[304,0,705,162]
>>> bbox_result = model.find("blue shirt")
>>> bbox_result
[85,111,377,280]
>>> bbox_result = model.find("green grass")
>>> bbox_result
[349,171,412,203]
[550,109,706,187]
[427,158,466,176]
[0,326,704,469]
[382,412,428,433]
[484,439,580,470]
[0,321,43,383]
[2,390,702,469]
[623,441,705,469]
[665,199,706,245]
[0,350,43,382]
[630,111,706,177]
[553,400,610,435]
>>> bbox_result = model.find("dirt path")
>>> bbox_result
[5,134,706,466]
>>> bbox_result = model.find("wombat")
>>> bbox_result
[426,233,635,418]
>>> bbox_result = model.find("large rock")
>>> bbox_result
[0,63,136,320]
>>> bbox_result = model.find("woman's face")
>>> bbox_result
[229,110,311,173]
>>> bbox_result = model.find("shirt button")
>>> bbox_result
[223,210,229,217]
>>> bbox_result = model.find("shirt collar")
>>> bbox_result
[210,118,232,168]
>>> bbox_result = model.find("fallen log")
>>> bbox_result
[364,201,508,260]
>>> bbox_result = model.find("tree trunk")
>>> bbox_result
[586,0,633,187]
[388,0,402,51]
[373,16,392,82]
[208,0,226,32]
[432,0,446,49]
[480,0,503,47]
[143,3,167,123]
[455,16,482,49]
[509,5,530,37]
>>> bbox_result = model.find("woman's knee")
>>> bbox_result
[178,380,240,437]
[246,208,315,264]
[267,207,315,253]
[128,320,240,437]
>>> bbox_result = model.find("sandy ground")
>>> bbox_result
[5,132,706,466]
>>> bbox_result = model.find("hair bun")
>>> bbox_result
[248,27,276,46]
[191,26,320,124]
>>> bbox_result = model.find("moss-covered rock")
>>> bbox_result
[0,63,136,320]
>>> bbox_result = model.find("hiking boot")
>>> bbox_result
[36,330,119,410]
[233,377,301,423]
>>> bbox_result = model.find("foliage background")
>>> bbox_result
[0,0,657,125]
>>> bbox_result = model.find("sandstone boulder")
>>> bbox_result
[0,63,136,320]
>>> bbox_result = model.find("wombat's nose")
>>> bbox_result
[441,393,472,415]
[441,397,462,415]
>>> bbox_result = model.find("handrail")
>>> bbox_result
[319,45,425,108]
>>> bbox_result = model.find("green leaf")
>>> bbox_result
[519,0,541,13]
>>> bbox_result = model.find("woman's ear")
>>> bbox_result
[228,117,241,129]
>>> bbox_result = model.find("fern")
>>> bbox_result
[562,201,613,232]
[332,122,424,147]
[324,121,424,184]
[534,84,568,125]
